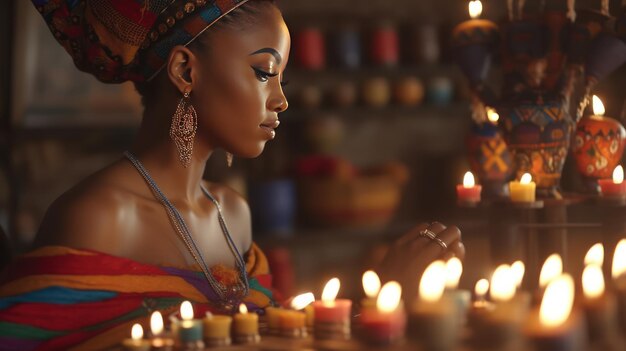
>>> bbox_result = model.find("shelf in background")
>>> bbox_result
[285,64,462,80]
[281,103,470,122]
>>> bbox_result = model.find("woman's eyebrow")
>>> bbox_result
[249,47,282,64]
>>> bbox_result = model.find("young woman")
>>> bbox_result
[0,0,464,348]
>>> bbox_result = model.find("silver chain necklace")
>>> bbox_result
[124,151,249,312]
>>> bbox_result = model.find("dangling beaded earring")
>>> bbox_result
[170,86,197,167]
[226,152,233,168]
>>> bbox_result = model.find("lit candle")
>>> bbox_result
[281,293,314,338]
[510,260,532,316]
[612,239,626,335]
[456,171,482,204]
[122,324,150,351]
[312,278,352,340]
[443,258,471,327]
[584,243,604,266]
[150,312,174,351]
[361,270,382,310]
[451,0,499,87]
[408,261,458,351]
[203,312,232,347]
[525,274,588,351]
[233,304,260,344]
[539,254,563,289]
[360,281,406,345]
[599,165,626,197]
[509,173,536,203]
[175,301,204,348]
[581,264,621,344]
[483,265,527,349]
[467,278,495,347]
[487,107,500,125]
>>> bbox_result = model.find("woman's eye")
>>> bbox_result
[252,67,278,82]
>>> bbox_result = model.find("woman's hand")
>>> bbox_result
[377,222,465,303]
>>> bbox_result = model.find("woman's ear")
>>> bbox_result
[166,45,197,94]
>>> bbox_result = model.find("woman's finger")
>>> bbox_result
[394,222,430,247]
[428,222,447,234]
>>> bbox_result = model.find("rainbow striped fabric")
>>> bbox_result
[0,244,274,350]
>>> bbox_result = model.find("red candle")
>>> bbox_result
[599,165,626,196]
[312,278,352,340]
[360,281,406,344]
[457,171,482,203]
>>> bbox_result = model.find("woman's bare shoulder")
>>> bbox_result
[33,160,146,251]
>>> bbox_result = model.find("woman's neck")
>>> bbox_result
[129,107,214,203]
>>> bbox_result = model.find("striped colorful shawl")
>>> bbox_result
[0,244,274,350]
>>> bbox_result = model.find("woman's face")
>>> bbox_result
[191,5,290,158]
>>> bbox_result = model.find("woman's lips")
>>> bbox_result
[260,120,279,139]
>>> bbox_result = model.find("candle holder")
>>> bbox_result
[313,320,351,341]
[203,336,231,348]
[233,333,261,345]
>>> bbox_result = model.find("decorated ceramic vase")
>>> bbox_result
[466,122,513,198]
[499,90,574,198]
[573,115,626,193]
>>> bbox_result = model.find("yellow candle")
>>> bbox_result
[202,312,232,340]
[279,310,306,329]
[509,173,536,202]
[265,306,284,333]
[149,312,174,350]
[304,305,315,328]
[233,304,259,343]
[122,323,150,351]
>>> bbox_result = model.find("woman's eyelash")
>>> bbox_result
[252,67,278,82]
[280,80,289,88]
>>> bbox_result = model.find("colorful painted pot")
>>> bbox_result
[573,115,626,193]
[499,91,575,198]
[466,122,513,198]
[295,27,326,70]
[369,22,399,66]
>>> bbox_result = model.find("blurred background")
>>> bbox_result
[1,0,626,300]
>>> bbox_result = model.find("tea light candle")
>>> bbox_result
[525,274,587,351]
[149,312,174,351]
[443,258,471,326]
[612,239,626,335]
[312,278,352,340]
[467,278,495,346]
[360,281,406,345]
[361,270,382,310]
[599,165,626,197]
[457,171,482,204]
[203,312,232,347]
[509,173,536,202]
[408,260,458,351]
[283,292,315,338]
[581,264,620,344]
[176,301,204,348]
[584,243,604,267]
[122,324,150,351]
[264,306,283,335]
[233,304,260,344]
[485,265,527,349]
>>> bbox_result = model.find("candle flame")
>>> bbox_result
[419,260,447,302]
[322,278,340,303]
[592,95,606,116]
[509,261,525,288]
[469,0,483,19]
[362,270,381,298]
[205,312,213,320]
[520,173,533,184]
[612,239,626,280]
[474,279,490,299]
[613,166,624,184]
[491,264,516,302]
[540,274,575,328]
[291,292,315,310]
[584,243,604,267]
[486,107,499,123]
[376,281,402,313]
[539,254,563,288]
[445,257,463,289]
[131,323,143,340]
[180,301,194,321]
[150,311,164,336]
[582,264,605,299]
[239,303,248,314]
[463,172,476,188]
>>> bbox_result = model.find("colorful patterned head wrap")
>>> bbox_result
[32,0,252,83]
